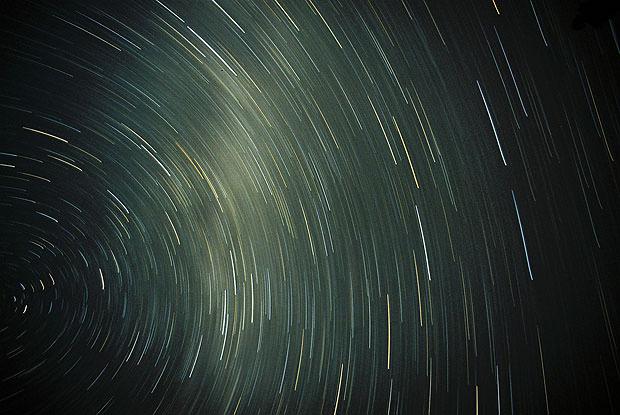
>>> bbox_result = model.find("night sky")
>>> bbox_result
[1,0,619,414]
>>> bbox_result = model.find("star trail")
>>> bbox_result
[1,0,619,414]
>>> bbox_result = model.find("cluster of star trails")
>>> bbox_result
[1,0,618,413]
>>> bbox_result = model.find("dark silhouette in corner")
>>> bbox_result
[572,0,619,29]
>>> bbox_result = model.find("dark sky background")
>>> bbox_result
[1,0,619,414]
